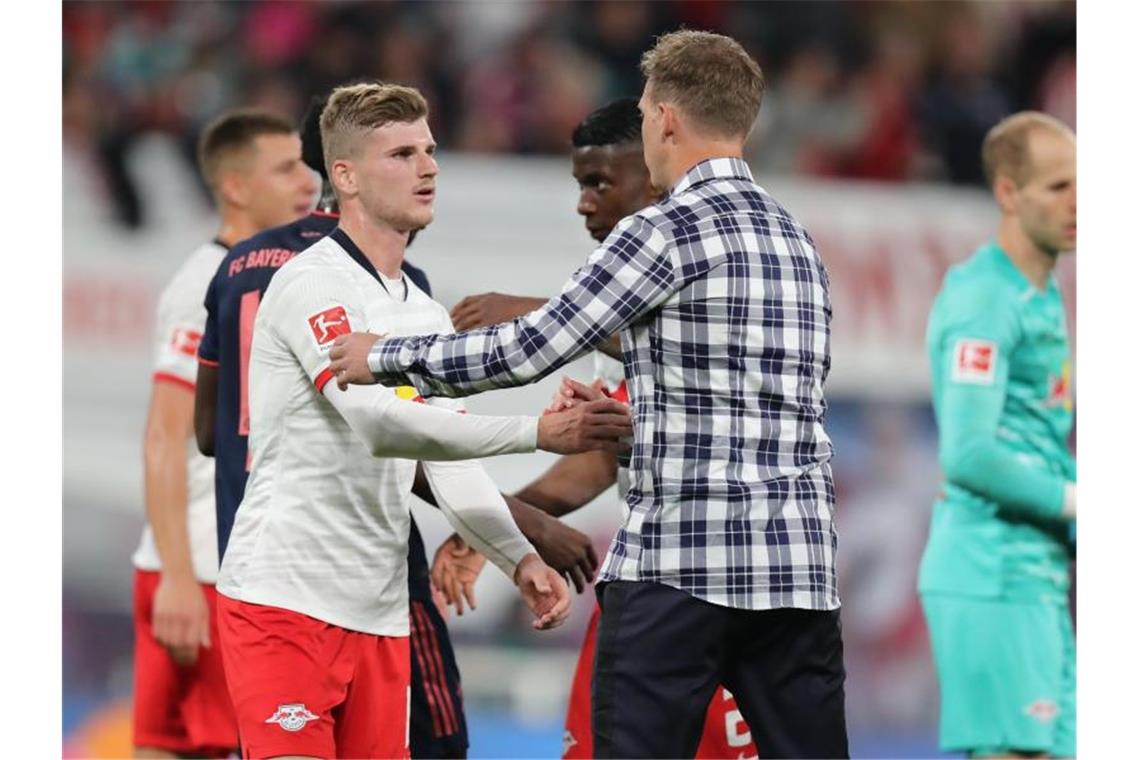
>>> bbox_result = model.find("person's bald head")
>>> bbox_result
[983,111,1076,255]
[982,111,1074,189]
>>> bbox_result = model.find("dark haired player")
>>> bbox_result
[450,98,759,760]
[194,94,597,759]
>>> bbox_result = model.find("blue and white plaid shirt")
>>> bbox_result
[370,157,839,611]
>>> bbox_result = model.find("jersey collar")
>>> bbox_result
[987,240,1060,297]
[329,227,409,301]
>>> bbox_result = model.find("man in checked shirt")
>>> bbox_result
[330,30,849,758]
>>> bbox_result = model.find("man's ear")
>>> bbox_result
[993,174,1019,215]
[659,102,678,143]
[329,158,355,197]
[218,170,248,209]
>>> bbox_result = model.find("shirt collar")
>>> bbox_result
[330,227,408,301]
[987,240,1059,296]
[668,156,754,197]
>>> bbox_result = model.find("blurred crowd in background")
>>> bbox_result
[61,3,1076,755]
[63,0,1075,229]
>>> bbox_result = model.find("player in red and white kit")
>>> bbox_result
[215,83,630,759]
[132,110,317,758]
[449,98,759,760]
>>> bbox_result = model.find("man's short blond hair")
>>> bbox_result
[982,111,1074,187]
[640,30,765,139]
[319,82,429,173]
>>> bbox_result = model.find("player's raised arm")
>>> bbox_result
[933,284,1075,521]
[449,292,547,332]
[323,383,631,460]
[450,291,624,361]
[327,214,680,396]
[271,270,632,460]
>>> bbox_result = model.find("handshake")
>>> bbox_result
[544,376,614,414]
[536,376,632,455]
[328,332,632,457]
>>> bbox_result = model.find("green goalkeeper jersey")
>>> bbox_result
[919,241,1074,604]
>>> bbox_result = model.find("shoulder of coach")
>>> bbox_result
[637,176,817,255]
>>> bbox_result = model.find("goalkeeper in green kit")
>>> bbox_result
[920,111,1076,759]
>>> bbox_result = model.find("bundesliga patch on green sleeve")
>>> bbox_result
[951,338,997,385]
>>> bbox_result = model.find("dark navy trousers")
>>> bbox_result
[592,580,849,759]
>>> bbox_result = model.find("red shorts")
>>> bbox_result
[131,569,238,756]
[562,604,759,759]
[217,593,411,759]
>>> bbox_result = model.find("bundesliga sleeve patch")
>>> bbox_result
[951,338,997,385]
[169,327,203,358]
[307,306,351,347]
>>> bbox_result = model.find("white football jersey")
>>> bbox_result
[217,232,467,636]
[133,241,226,583]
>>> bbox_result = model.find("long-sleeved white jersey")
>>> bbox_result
[218,230,539,636]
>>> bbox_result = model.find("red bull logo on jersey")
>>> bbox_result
[265,703,319,732]
[1045,361,1072,411]
[308,306,351,346]
[951,338,996,385]
[170,327,202,358]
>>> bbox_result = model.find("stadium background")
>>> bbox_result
[61,2,1076,757]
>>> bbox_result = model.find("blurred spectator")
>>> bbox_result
[574,0,662,101]
[748,43,866,176]
[917,4,1012,184]
[1007,1,1076,125]
[62,0,1076,229]
[841,22,924,180]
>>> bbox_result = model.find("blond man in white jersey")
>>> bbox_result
[132,109,317,758]
[216,83,629,759]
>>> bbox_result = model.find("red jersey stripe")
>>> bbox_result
[412,601,459,736]
[153,372,195,392]
[409,601,448,736]
[314,367,334,393]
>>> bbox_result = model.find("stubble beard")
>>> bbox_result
[371,201,433,235]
